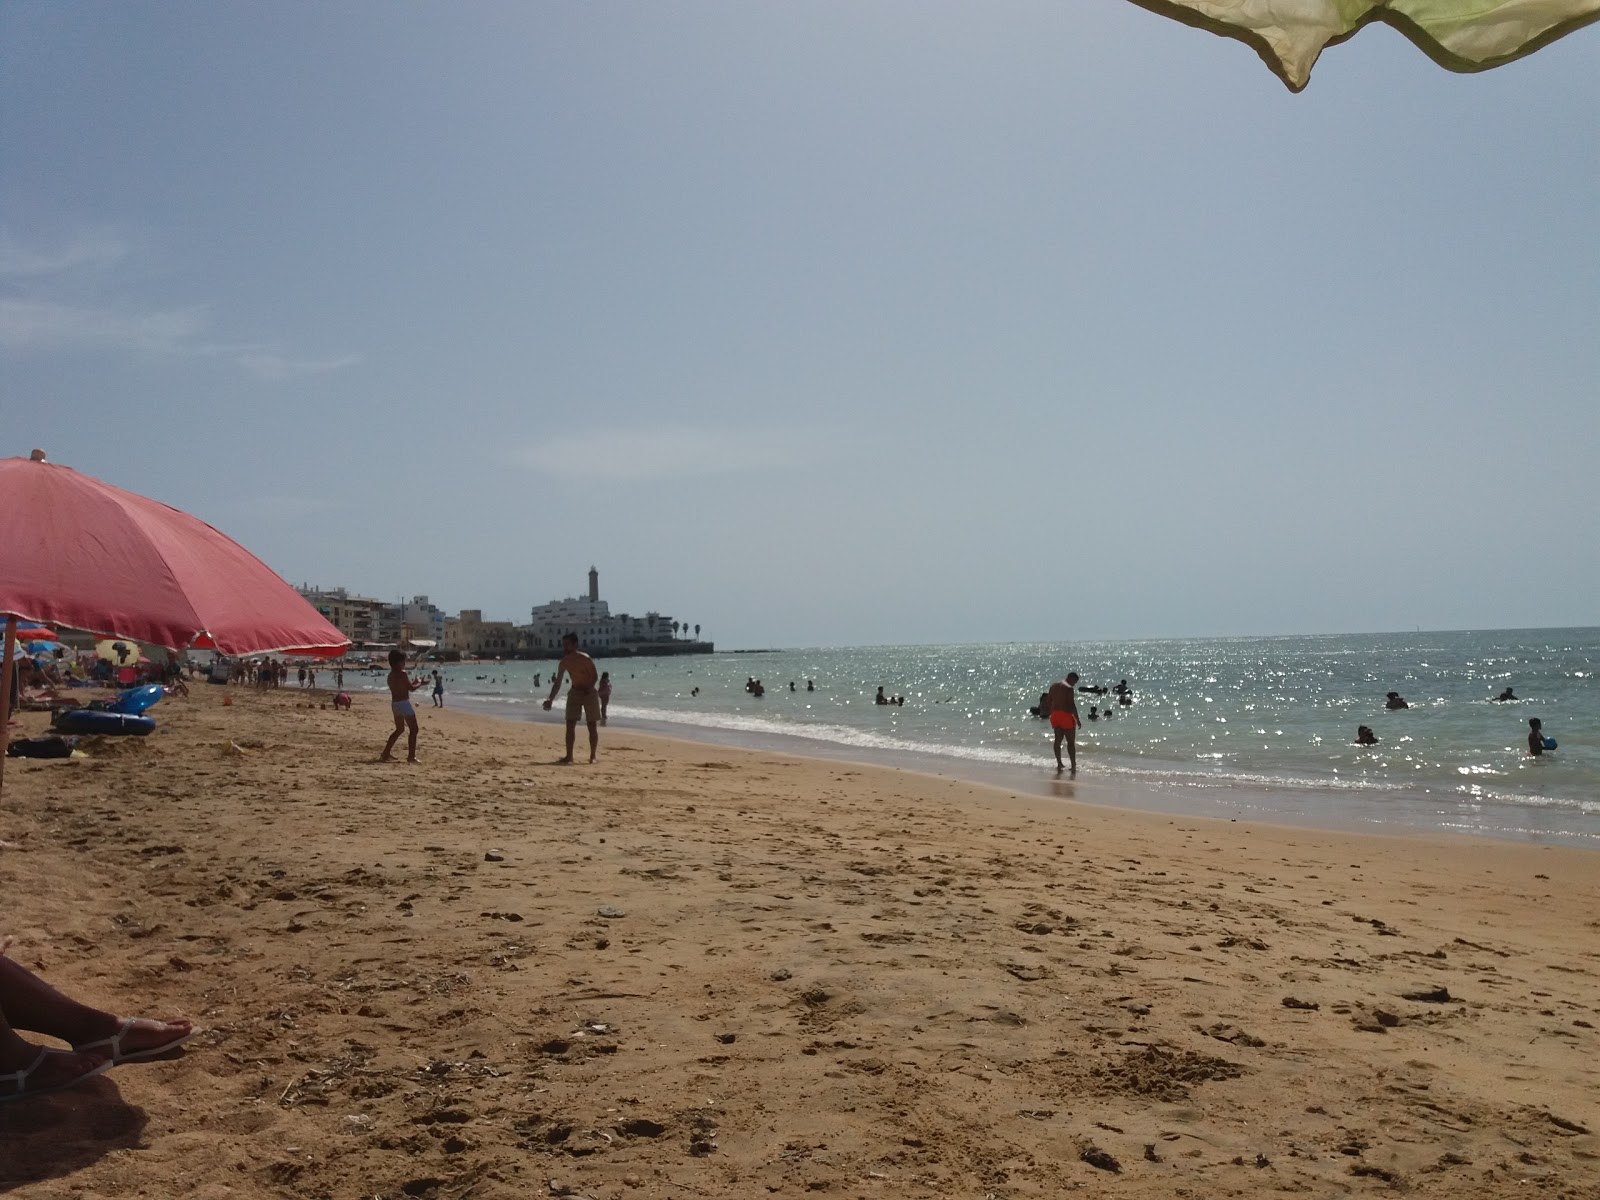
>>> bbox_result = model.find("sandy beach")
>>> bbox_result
[2,685,1597,1199]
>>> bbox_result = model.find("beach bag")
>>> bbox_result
[6,736,77,759]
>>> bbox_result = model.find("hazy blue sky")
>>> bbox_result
[4,3,1596,648]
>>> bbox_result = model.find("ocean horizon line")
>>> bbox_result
[715,623,1600,655]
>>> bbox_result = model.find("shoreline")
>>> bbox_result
[445,693,1600,850]
[2,687,1597,1197]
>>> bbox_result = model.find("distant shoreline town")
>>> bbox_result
[296,568,711,661]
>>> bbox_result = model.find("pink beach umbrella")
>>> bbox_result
[0,449,349,795]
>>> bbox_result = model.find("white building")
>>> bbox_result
[526,567,678,652]
[399,595,447,648]
[526,567,617,651]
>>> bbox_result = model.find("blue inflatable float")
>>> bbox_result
[53,710,156,737]
[107,684,165,715]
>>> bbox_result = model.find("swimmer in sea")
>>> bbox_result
[1527,717,1545,757]
[1385,691,1409,710]
[1356,725,1379,745]
[1493,687,1517,702]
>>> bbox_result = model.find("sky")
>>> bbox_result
[3,2,1597,649]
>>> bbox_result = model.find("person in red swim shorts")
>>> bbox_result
[1046,671,1082,773]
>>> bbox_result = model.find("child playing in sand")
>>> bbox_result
[380,649,428,763]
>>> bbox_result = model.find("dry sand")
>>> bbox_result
[2,684,1597,1199]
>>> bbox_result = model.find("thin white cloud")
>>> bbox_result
[0,228,133,277]
[0,298,209,354]
[220,494,337,519]
[0,298,358,378]
[509,427,829,482]
[235,350,364,380]
[0,230,357,380]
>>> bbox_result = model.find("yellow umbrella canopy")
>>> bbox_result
[95,637,142,666]
[1129,0,1600,91]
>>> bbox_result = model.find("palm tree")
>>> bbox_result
[694,624,700,641]
[672,621,680,639]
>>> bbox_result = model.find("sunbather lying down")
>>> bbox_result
[0,936,193,1104]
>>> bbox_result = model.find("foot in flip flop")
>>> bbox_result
[0,1047,111,1104]
[73,1017,194,1064]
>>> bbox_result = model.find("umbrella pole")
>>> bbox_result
[0,614,15,802]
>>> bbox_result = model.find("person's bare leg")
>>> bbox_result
[1053,729,1065,771]
[0,1008,107,1094]
[0,955,190,1063]
[406,715,420,763]
[587,717,598,763]
[559,719,576,764]
[1066,730,1077,773]
[380,713,404,761]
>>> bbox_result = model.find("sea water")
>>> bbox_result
[352,628,1599,846]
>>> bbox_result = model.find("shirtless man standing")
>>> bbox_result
[542,633,601,763]
[1047,671,1082,773]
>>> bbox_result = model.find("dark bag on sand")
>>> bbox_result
[6,736,76,759]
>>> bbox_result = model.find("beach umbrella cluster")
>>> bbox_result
[0,450,349,796]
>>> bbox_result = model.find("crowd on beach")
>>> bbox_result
[219,657,347,691]
[1,620,1575,1108]
[362,642,1563,782]
[25,634,1559,784]
[8,643,192,715]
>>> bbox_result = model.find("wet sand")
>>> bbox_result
[2,685,1597,1198]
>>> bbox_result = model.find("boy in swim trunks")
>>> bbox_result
[380,649,428,763]
[543,633,601,763]
[1047,671,1082,773]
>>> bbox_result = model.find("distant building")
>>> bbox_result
[526,565,619,652]
[298,586,386,644]
[305,570,706,661]
[398,595,446,649]
[525,568,691,654]
[444,609,518,657]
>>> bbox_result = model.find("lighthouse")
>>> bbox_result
[588,566,599,603]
